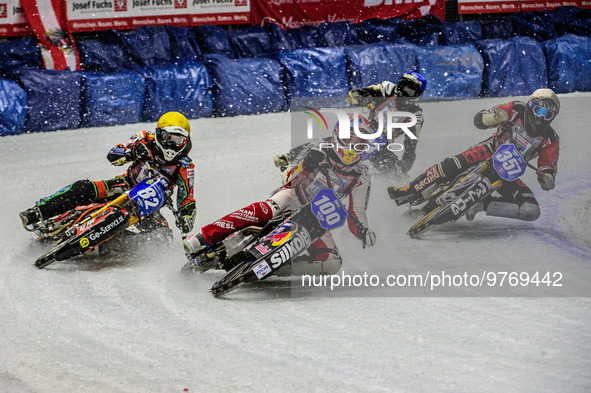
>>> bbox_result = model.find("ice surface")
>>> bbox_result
[0,95,590,392]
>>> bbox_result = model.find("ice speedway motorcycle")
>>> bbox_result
[401,142,532,238]
[182,167,363,297]
[29,162,178,269]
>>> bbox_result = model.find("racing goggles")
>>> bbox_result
[527,100,556,121]
[157,126,189,147]
[396,80,421,98]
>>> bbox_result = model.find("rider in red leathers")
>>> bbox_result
[185,115,376,276]
[388,88,560,222]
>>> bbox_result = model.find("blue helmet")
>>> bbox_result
[395,71,427,102]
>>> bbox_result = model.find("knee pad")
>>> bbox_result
[266,188,294,216]
[319,255,343,275]
[486,201,540,221]
[518,202,541,221]
[103,178,129,198]
[439,156,462,179]
[75,179,117,201]
[71,180,96,195]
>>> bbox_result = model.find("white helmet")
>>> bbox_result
[524,88,560,136]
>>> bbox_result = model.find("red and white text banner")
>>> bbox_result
[66,0,250,32]
[251,0,445,29]
[0,0,31,36]
[458,0,591,14]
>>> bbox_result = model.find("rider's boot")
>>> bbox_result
[184,232,208,255]
[466,196,495,221]
[387,186,424,206]
[389,165,444,206]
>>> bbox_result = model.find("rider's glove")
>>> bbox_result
[481,108,510,126]
[358,226,377,248]
[347,89,376,107]
[174,203,195,235]
[537,168,555,191]
[347,90,361,106]
[273,154,290,169]
[129,143,153,162]
[176,204,195,235]
[493,108,510,123]
[109,147,129,166]
[176,214,194,235]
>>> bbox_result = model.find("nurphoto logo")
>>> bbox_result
[304,107,418,153]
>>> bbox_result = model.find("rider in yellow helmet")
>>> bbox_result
[20,111,196,236]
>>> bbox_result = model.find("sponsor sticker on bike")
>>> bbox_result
[80,238,90,248]
[450,178,491,216]
[268,227,312,269]
[254,243,271,255]
[252,261,271,279]
[270,231,293,246]
[261,222,293,243]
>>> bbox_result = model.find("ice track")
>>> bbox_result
[0,96,590,392]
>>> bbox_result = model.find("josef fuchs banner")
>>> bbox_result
[0,0,31,36]
[65,0,251,32]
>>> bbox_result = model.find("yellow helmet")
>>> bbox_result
[156,111,191,136]
[154,112,191,162]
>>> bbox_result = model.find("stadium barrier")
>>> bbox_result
[0,9,590,135]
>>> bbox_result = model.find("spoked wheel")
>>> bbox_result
[210,261,257,297]
[407,206,442,238]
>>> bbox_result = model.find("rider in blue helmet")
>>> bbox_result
[394,71,427,102]
[345,71,427,176]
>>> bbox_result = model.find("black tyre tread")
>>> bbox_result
[408,205,442,238]
[35,241,69,269]
[210,261,257,297]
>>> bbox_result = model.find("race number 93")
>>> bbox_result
[311,188,348,230]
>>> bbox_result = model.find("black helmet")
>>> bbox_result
[395,71,427,103]
[524,89,560,137]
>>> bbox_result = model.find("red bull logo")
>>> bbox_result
[270,230,293,246]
